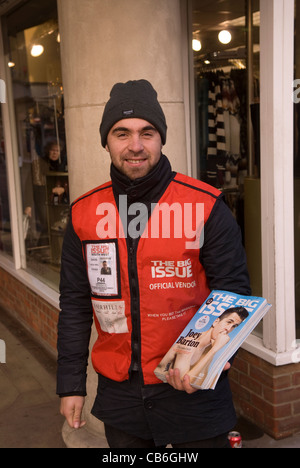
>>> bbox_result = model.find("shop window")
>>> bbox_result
[4,0,68,289]
[295,0,300,339]
[190,0,261,297]
[0,108,12,257]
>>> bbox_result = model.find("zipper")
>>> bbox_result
[127,237,141,373]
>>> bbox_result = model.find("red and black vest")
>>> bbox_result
[71,172,221,385]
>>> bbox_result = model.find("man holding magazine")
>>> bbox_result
[156,306,249,388]
[57,80,251,448]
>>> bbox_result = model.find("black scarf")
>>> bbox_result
[110,154,176,238]
[110,154,175,204]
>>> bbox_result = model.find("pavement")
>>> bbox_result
[0,307,300,449]
[0,308,66,448]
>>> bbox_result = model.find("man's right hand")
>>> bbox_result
[60,395,86,429]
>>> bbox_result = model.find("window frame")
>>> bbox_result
[0,19,59,308]
[184,0,297,365]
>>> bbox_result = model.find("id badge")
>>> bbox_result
[84,240,121,298]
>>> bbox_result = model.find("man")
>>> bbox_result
[100,260,111,275]
[57,79,251,448]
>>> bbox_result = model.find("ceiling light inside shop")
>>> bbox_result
[31,44,44,57]
[192,39,202,51]
[218,30,232,45]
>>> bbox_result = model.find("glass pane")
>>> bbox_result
[0,108,13,257]
[295,1,300,339]
[191,0,261,297]
[6,1,68,290]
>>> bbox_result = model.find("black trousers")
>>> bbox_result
[104,424,231,449]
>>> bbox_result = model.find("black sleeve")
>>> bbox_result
[200,196,252,295]
[56,209,93,396]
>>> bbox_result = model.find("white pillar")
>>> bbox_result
[260,0,295,355]
[57,0,187,202]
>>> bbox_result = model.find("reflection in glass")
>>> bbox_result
[0,109,12,257]
[191,1,262,333]
[7,4,68,290]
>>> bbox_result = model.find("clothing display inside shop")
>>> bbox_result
[22,96,69,278]
[197,69,259,186]
[26,98,67,175]
[196,68,260,226]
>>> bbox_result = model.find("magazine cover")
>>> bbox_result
[154,290,271,390]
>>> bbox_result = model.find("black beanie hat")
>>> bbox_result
[100,79,167,147]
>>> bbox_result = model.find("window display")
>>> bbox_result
[6,0,67,289]
[191,0,261,297]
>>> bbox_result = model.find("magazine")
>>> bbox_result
[154,290,271,390]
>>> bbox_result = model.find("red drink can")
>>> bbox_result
[228,431,242,448]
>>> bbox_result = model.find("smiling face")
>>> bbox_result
[105,118,162,180]
[211,312,243,340]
